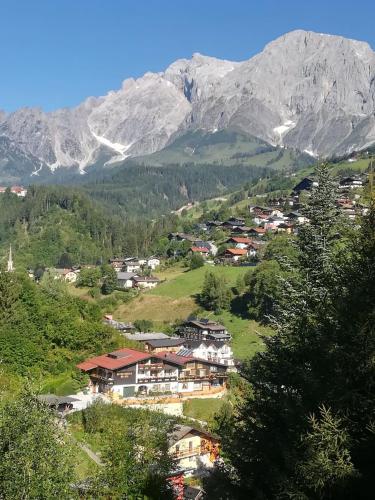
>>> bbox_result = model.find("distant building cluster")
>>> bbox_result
[0,185,27,197]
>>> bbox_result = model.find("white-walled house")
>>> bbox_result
[132,275,160,289]
[117,271,138,288]
[53,268,79,283]
[179,340,236,370]
[147,257,161,270]
[168,425,220,477]
[77,348,229,397]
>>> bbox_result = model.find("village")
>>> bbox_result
[35,171,369,288]
[17,168,370,498]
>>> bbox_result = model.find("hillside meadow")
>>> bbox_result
[112,263,273,360]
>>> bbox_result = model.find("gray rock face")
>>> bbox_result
[0,29,374,176]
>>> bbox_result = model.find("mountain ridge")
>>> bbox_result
[0,29,374,180]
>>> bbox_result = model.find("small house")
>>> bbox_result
[132,275,159,289]
[117,271,137,289]
[168,425,220,477]
[147,257,161,270]
[144,338,186,353]
[224,248,248,262]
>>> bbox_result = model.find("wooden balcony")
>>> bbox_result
[173,446,202,458]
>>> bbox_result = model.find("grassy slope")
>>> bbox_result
[135,129,311,170]
[113,264,272,360]
[183,398,225,423]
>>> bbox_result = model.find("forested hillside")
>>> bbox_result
[0,186,179,268]
[81,162,310,216]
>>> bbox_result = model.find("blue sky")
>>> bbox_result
[1,0,374,112]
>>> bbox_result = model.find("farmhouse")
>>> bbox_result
[124,260,142,273]
[168,425,220,477]
[109,258,126,271]
[132,275,160,289]
[77,347,229,397]
[189,246,210,258]
[248,227,266,237]
[226,236,253,249]
[53,268,79,283]
[147,257,161,270]
[116,271,137,288]
[224,248,248,262]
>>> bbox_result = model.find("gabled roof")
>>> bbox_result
[117,271,137,280]
[77,348,151,371]
[168,425,218,446]
[186,319,226,331]
[228,237,252,244]
[225,248,248,256]
[248,227,266,234]
[190,246,209,253]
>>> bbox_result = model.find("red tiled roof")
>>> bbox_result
[77,348,151,371]
[225,248,248,256]
[229,237,252,244]
[249,227,266,234]
[190,247,209,253]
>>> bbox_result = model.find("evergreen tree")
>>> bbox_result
[189,252,205,270]
[100,264,118,295]
[200,271,233,313]
[210,165,375,498]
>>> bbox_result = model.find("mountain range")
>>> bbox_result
[0,29,374,182]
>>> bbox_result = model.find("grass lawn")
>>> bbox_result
[212,310,273,360]
[151,265,249,299]
[183,398,225,423]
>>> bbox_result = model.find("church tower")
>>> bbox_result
[7,245,14,272]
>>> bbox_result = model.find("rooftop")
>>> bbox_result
[187,319,227,331]
[77,348,150,371]
[145,338,185,348]
[225,248,248,256]
[228,237,252,244]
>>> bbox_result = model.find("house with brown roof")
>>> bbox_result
[168,425,220,477]
[224,248,248,262]
[189,246,210,258]
[248,227,266,237]
[226,236,253,249]
[143,338,186,353]
[132,275,160,289]
[77,347,229,397]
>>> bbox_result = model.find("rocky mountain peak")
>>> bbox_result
[0,30,374,178]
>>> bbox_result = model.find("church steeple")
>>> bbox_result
[7,245,14,272]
